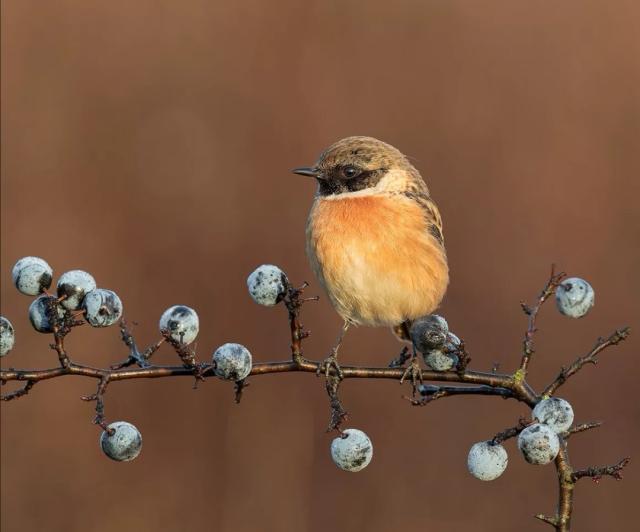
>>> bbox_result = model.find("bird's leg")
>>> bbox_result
[400,341,423,396]
[318,320,350,380]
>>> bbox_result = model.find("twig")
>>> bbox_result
[491,417,534,445]
[543,328,630,396]
[563,421,602,439]
[535,514,559,527]
[407,384,514,406]
[46,298,84,369]
[520,265,566,373]
[325,375,347,432]
[572,457,630,482]
[538,445,631,531]
[234,379,249,404]
[283,282,316,366]
[1,379,36,401]
[162,330,198,368]
[81,376,112,433]
[454,339,472,375]
[110,319,154,369]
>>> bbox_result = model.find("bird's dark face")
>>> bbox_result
[293,136,407,196]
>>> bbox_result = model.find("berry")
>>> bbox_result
[330,428,373,472]
[83,289,123,328]
[212,343,252,381]
[0,317,15,357]
[423,349,457,371]
[12,256,53,296]
[159,305,199,345]
[100,421,142,462]
[517,423,560,465]
[28,295,65,333]
[410,314,449,353]
[56,270,97,310]
[467,441,508,481]
[555,277,594,318]
[447,332,461,348]
[532,397,574,434]
[247,264,289,306]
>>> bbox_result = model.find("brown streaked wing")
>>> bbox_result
[401,190,445,246]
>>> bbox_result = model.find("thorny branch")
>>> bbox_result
[519,265,566,374]
[0,268,632,531]
[535,449,631,531]
[572,457,631,482]
[542,328,631,397]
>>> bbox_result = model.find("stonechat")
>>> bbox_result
[294,136,449,376]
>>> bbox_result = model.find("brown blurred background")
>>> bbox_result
[2,1,639,531]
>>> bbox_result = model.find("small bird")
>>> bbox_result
[293,136,449,377]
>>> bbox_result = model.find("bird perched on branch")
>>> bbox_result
[294,136,449,378]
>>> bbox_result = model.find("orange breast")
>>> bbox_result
[306,194,449,326]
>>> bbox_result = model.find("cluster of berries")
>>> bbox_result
[1,257,254,462]
[2,257,125,360]
[5,256,124,339]
[410,314,460,371]
[467,397,575,481]
[467,276,594,481]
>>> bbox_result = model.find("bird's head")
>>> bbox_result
[293,136,424,197]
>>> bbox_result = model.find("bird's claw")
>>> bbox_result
[400,355,423,395]
[317,349,344,381]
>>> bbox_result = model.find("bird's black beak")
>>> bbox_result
[292,167,322,178]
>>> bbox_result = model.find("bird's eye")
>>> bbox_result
[341,165,359,179]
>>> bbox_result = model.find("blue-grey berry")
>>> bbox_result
[28,295,65,333]
[100,421,142,462]
[247,264,289,306]
[56,270,97,310]
[12,256,53,296]
[532,397,574,434]
[159,305,199,344]
[423,349,456,371]
[517,423,560,465]
[446,332,461,351]
[0,317,15,357]
[213,343,252,381]
[555,277,594,318]
[467,441,508,481]
[331,428,373,472]
[83,289,123,327]
[410,314,449,353]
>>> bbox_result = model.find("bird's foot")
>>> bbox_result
[317,349,344,381]
[399,354,423,396]
[388,346,411,368]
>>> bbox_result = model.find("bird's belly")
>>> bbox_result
[306,195,449,326]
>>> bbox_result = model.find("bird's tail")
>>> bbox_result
[392,320,413,342]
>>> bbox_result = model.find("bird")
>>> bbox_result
[293,136,449,379]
